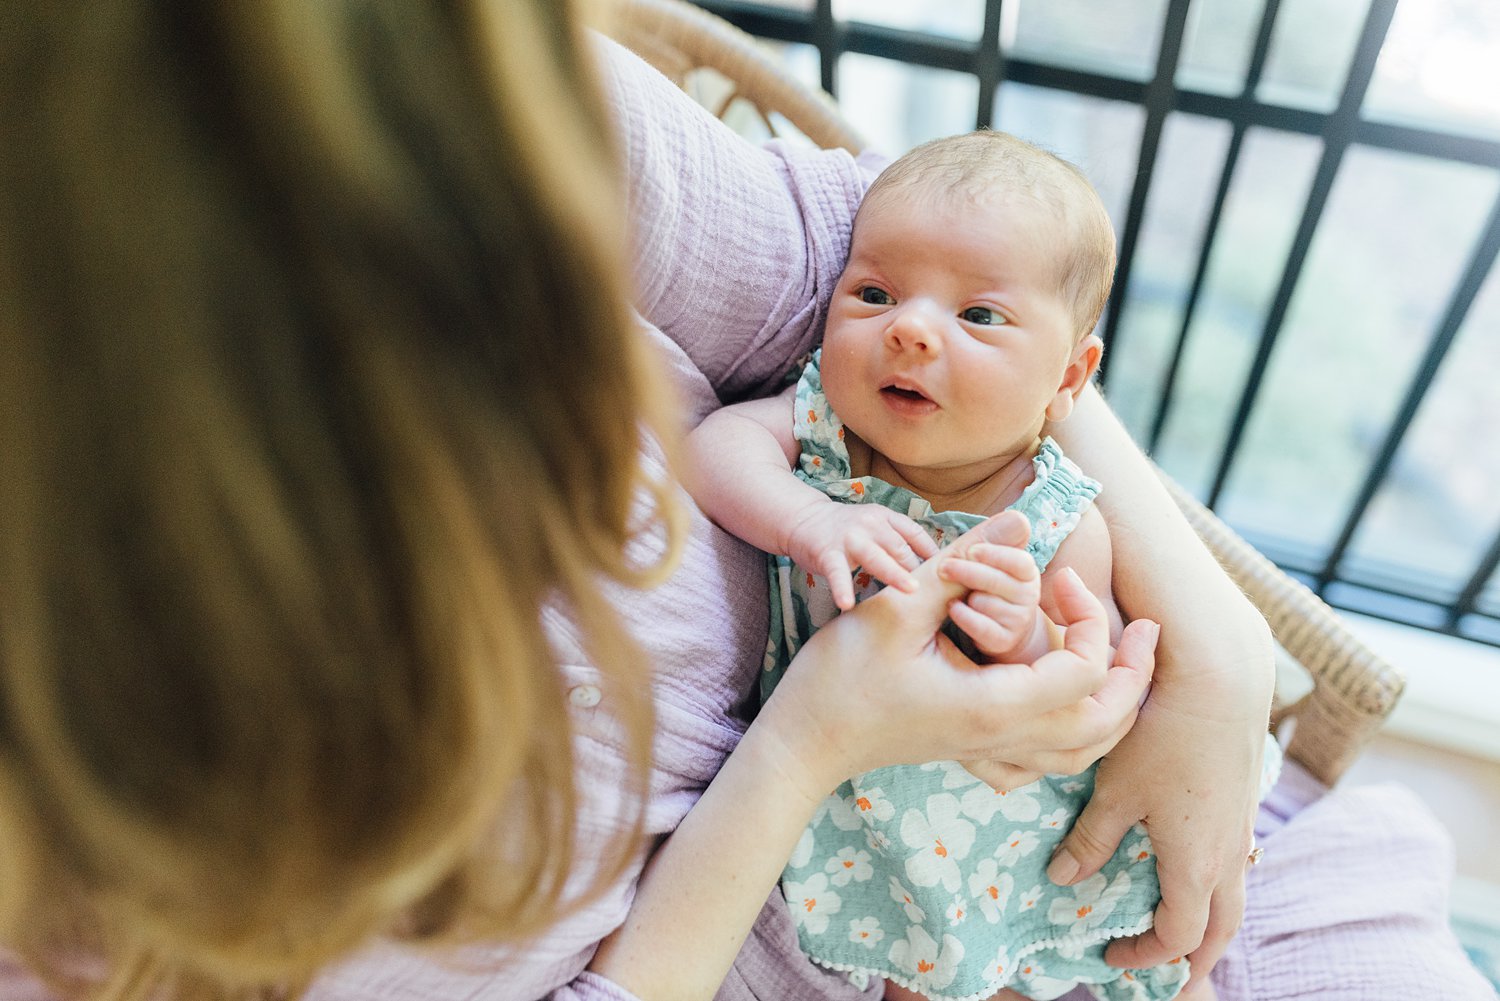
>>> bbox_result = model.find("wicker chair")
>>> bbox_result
[608,0,1406,786]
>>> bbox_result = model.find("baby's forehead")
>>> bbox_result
[853,181,1057,244]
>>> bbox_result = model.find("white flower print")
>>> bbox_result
[920,760,983,791]
[788,826,816,869]
[984,944,1016,990]
[1014,958,1076,1000]
[812,792,863,832]
[887,925,965,993]
[944,894,968,927]
[888,875,927,923]
[784,873,842,936]
[1027,496,1079,558]
[1046,870,1133,936]
[847,916,884,949]
[1059,779,1087,794]
[1160,956,1192,986]
[796,389,840,451]
[967,859,1015,924]
[1017,884,1045,912]
[866,828,894,856]
[850,784,896,823]
[994,828,1041,866]
[825,847,874,886]
[959,779,1041,825]
[900,794,975,893]
[1037,807,1070,831]
[1125,834,1154,865]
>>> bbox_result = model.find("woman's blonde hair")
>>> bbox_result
[0,1,677,997]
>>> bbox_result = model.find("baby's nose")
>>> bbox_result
[886,305,944,354]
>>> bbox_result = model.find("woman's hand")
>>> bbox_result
[1045,612,1273,988]
[759,511,1158,804]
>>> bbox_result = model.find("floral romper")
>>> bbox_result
[763,352,1205,1001]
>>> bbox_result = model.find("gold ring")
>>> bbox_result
[1247,845,1264,866]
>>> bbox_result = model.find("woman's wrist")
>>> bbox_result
[751,667,860,807]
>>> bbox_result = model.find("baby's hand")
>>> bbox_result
[785,502,939,610]
[937,519,1044,661]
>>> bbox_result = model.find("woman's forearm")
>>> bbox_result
[587,703,828,1001]
[1049,386,1273,695]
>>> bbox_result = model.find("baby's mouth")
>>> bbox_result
[880,384,931,403]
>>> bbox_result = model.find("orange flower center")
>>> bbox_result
[1076,905,1093,919]
[917,960,935,973]
[934,838,947,858]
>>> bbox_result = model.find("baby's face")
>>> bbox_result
[821,190,1083,476]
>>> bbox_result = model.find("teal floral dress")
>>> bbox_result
[762,352,1190,1001]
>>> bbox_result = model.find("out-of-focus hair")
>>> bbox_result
[0,1,678,998]
[861,130,1118,340]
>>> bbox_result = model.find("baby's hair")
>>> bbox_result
[860,130,1117,341]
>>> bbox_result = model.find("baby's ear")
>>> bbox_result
[1045,335,1103,423]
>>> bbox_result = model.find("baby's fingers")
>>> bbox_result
[848,537,918,596]
[938,547,1039,602]
[889,513,940,562]
[816,550,857,611]
[948,597,1029,656]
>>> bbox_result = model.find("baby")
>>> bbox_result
[689,131,1249,1001]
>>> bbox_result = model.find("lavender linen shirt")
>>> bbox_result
[0,36,1491,1001]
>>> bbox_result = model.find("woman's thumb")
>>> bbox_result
[1045,796,1138,887]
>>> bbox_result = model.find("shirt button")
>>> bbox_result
[568,684,602,709]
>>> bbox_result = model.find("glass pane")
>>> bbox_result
[1151,127,1322,496]
[836,54,978,156]
[992,82,1145,234]
[1345,228,1500,592]
[1365,0,1500,141]
[1107,113,1234,441]
[1256,0,1369,112]
[1002,0,1167,82]
[1176,0,1268,97]
[1215,148,1499,555]
[1481,573,1500,618]
[833,0,987,42]
[765,40,823,97]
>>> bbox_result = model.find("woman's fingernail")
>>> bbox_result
[1149,620,1162,644]
[1047,848,1081,886]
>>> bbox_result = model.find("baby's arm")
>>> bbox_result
[688,388,937,609]
[1040,506,1125,648]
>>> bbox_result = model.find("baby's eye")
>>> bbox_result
[961,306,1005,325]
[859,287,894,305]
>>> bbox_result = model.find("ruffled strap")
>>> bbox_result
[1012,437,1102,572]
